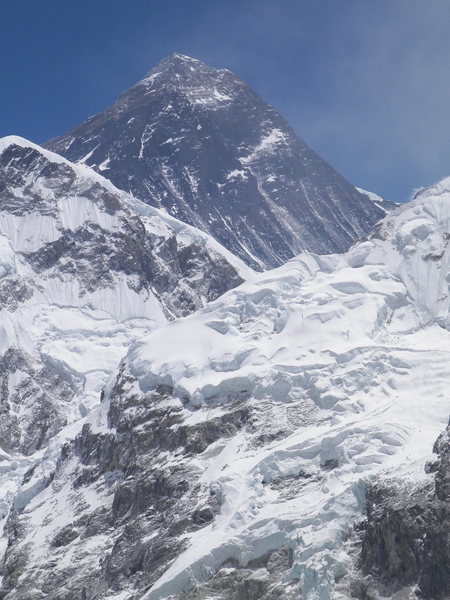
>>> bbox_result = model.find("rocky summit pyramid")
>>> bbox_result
[46,53,388,269]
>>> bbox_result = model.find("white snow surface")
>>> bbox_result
[2,133,450,599]
[129,180,450,599]
[356,186,397,213]
[0,136,252,569]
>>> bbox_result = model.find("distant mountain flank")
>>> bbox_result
[46,53,389,269]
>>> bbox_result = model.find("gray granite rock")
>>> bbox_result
[353,420,450,600]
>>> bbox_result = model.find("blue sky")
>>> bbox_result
[1,0,449,201]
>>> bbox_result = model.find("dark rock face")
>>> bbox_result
[0,347,75,455]
[433,424,450,502]
[0,277,33,312]
[0,368,253,599]
[354,420,450,600]
[170,546,300,600]
[46,53,388,269]
[0,144,75,216]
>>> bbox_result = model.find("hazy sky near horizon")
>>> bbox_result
[1,0,449,201]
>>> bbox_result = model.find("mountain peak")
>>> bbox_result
[46,55,388,269]
[147,52,206,77]
[0,134,43,155]
[162,52,203,64]
[151,52,212,72]
[136,52,226,91]
[0,135,73,165]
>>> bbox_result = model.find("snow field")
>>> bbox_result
[137,181,450,598]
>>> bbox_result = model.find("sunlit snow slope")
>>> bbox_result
[0,136,249,584]
[3,176,449,599]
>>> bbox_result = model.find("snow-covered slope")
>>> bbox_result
[356,186,398,213]
[46,53,389,270]
[3,176,449,599]
[0,133,247,422]
[0,135,249,586]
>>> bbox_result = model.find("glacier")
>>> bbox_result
[1,168,449,599]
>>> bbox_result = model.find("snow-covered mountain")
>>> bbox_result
[356,186,398,213]
[0,135,250,587]
[46,53,389,270]
[3,173,449,599]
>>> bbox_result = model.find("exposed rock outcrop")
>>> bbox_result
[353,420,450,600]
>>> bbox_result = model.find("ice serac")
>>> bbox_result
[0,135,248,589]
[3,175,449,599]
[46,53,389,270]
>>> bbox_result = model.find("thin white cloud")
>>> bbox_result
[286,0,450,198]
